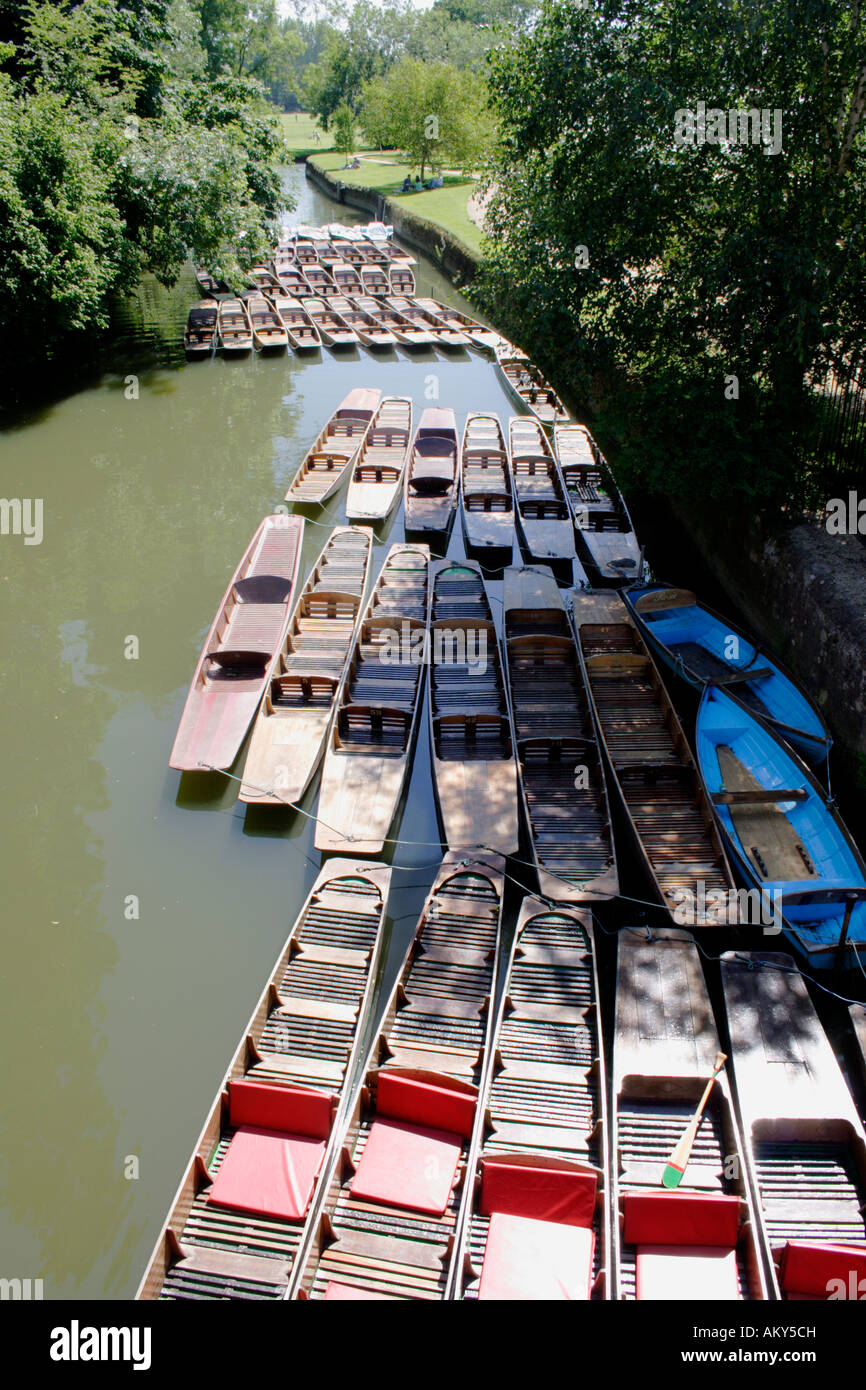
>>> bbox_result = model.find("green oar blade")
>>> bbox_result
[662,1162,685,1189]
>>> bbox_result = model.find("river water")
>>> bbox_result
[1,165,863,1300]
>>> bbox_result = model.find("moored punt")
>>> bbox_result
[404,407,460,539]
[623,584,832,768]
[275,265,309,298]
[170,515,304,772]
[409,298,472,348]
[313,238,340,266]
[195,266,231,296]
[428,561,519,856]
[695,685,866,969]
[294,240,318,267]
[496,344,570,426]
[285,388,381,505]
[387,295,461,349]
[389,263,416,295]
[247,265,280,290]
[183,299,218,358]
[331,261,364,294]
[323,295,396,349]
[273,246,298,275]
[459,412,515,555]
[359,264,390,296]
[450,895,609,1300]
[302,264,336,296]
[352,294,431,347]
[555,424,643,586]
[136,859,392,1301]
[503,567,617,904]
[611,928,767,1300]
[267,291,322,350]
[345,397,413,521]
[413,298,500,352]
[572,590,735,922]
[314,543,430,854]
[291,853,505,1300]
[244,291,289,352]
[217,296,253,354]
[507,415,578,564]
[722,950,866,1298]
[333,239,366,266]
[302,297,359,349]
[240,527,373,806]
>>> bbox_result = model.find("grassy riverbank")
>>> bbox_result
[308,151,483,255]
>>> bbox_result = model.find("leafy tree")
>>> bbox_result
[332,101,355,160]
[477,0,866,507]
[360,57,493,178]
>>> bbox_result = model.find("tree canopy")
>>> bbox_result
[360,56,492,177]
[476,0,866,507]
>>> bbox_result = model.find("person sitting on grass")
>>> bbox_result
[400,174,412,193]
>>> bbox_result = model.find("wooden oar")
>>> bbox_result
[662,1052,727,1189]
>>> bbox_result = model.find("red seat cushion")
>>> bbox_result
[323,1282,398,1301]
[478,1214,594,1300]
[623,1192,740,1248]
[376,1072,476,1139]
[228,1079,333,1139]
[636,1246,740,1301]
[208,1127,326,1221]
[779,1241,866,1298]
[480,1160,597,1227]
[350,1119,462,1215]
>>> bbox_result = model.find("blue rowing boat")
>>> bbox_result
[623,584,831,768]
[695,685,866,971]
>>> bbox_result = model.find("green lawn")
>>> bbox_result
[279,112,335,155]
[309,151,484,256]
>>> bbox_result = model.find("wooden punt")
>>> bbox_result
[323,295,396,349]
[285,390,380,505]
[244,291,289,351]
[722,950,866,1299]
[389,263,416,295]
[239,527,373,806]
[195,266,231,296]
[359,264,390,296]
[331,261,364,294]
[695,685,866,970]
[381,241,416,266]
[428,560,519,855]
[450,894,609,1299]
[345,397,414,522]
[266,291,321,350]
[554,424,643,585]
[136,859,392,1301]
[333,240,366,267]
[302,264,336,296]
[272,247,298,276]
[275,265,309,298]
[170,515,304,772]
[459,412,515,555]
[248,266,280,290]
[507,415,577,563]
[623,585,832,768]
[413,298,500,351]
[404,408,460,539]
[314,543,430,854]
[503,567,618,904]
[611,927,767,1300]
[387,295,461,349]
[184,299,218,358]
[353,295,433,348]
[301,296,359,348]
[572,590,735,922]
[496,344,569,426]
[291,852,506,1300]
[410,297,472,348]
[217,296,252,354]
[294,240,318,267]
[314,238,340,266]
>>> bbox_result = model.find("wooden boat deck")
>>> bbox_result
[285,390,380,503]
[573,592,733,917]
[404,410,459,536]
[429,562,518,855]
[497,351,569,425]
[508,417,575,560]
[717,746,818,882]
[314,544,429,853]
[239,528,372,805]
[612,929,767,1300]
[138,862,391,1300]
[503,568,617,903]
[293,856,505,1300]
[345,397,413,521]
[460,413,514,551]
[452,898,608,1299]
[722,952,866,1297]
[302,297,357,346]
